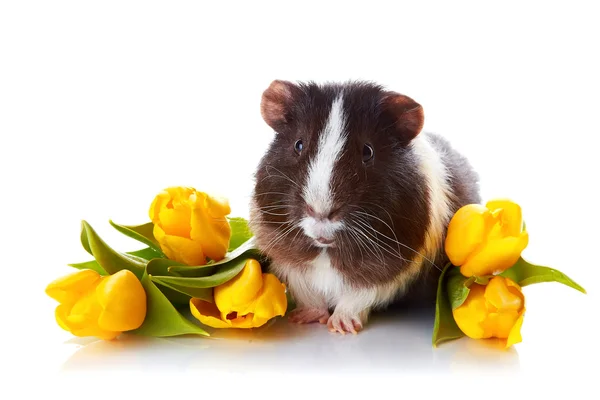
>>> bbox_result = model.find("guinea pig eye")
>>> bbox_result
[362,144,374,163]
[294,139,303,155]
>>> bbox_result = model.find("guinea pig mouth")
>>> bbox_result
[315,237,335,246]
[300,217,342,248]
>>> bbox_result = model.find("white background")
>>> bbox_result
[1,1,599,399]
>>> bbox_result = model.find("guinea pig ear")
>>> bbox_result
[380,92,424,143]
[260,80,298,132]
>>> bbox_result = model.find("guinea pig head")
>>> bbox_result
[251,80,432,286]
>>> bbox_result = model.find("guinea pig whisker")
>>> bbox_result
[353,210,403,254]
[342,227,365,267]
[290,224,306,248]
[256,205,292,212]
[262,221,300,255]
[346,226,374,264]
[351,212,442,272]
[259,210,291,217]
[356,217,410,262]
[351,218,407,263]
[258,204,291,208]
[352,213,404,260]
[264,165,301,189]
[251,221,291,225]
[253,191,293,197]
[354,201,418,224]
[347,222,385,265]
[353,202,397,232]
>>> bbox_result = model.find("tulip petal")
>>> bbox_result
[460,232,529,277]
[190,204,231,262]
[506,311,525,348]
[149,190,166,222]
[158,205,193,238]
[204,194,232,219]
[214,259,264,316]
[190,298,232,328]
[229,314,258,328]
[67,287,101,329]
[155,224,206,266]
[445,204,489,267]
[452,284,488,339]
[150,187,233,265]
[45,269,101,304]
[55,304,73,332]
[251,274,288,323]
[71,325,121,341]
[96,270,147,332]
[63,282,121,339]
[485,199,524,237]
[484,277,524,312]
[483,310,521,338]
[250,315,271,328]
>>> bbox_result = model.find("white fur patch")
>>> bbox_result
[302,94,347,216]
[308,250,346,305]
[300,218,344,244]
[272,250,346,310]
[410,133,454,262]
[289,250,397,314]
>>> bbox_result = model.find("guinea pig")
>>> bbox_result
[248,80,480,334]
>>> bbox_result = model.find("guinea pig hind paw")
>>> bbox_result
[327,313,364,335]
[288,307,330,325]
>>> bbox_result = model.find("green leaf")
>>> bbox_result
[432,263,465,347]
[129,247,164,261]
[154,284,193,309]
[131,271,209,337]
[80,220,146,279]
[227,217,254,252]
[153,279,213,303]
[152,255,249,289]
[500,257,586,293]
[146,258,188,277]
[80,223,93,255]
[68,259,108,275]
[109,220,164,256]
[446,272,492,311]
[168,237,262,277]
[68,247,160,276]
[447,267,471,310]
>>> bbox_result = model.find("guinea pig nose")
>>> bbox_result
[306,204,341,221]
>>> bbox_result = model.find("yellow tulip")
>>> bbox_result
[452,276,525,348]
[45,269,147,340]
[445,199,529,277]
[149,186,232,266]
[190,259,287,329]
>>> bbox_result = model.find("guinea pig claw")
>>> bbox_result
[327,313,363,335]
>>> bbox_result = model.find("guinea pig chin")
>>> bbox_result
[299,216,343,247]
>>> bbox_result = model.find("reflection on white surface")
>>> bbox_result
[59,305,519,376]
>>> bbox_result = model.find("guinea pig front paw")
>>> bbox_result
[326,311,366,335]
[288,307,330,325]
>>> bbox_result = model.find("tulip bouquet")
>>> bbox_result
[432,199,586,348]
[46,187,586,349]
[45,187,288,340]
